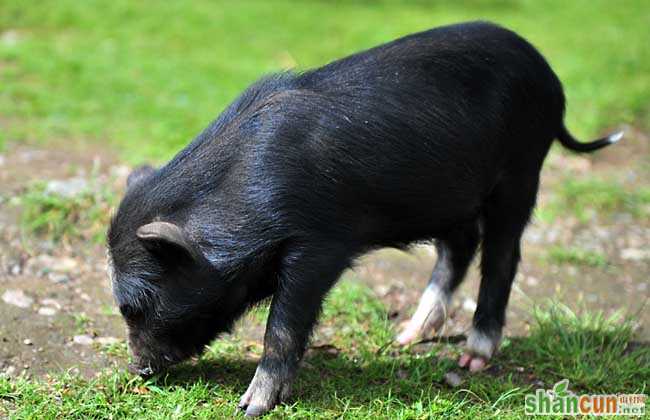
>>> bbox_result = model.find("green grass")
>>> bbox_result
[1,0,649,161]
[1,281,647,419]
[546,246,609,268]
[538,178,650,224]
[14,175,116,243]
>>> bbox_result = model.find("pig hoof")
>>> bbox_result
[238,364,292,417]
[458,327,501,372]
[458,353,487,372]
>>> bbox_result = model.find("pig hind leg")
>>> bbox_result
[396,222,480,345]
[459,172,539,372]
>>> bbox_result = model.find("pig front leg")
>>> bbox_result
[238,248,345,417]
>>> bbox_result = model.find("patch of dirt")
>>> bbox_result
[0,130,648,379]
[0,145,126,378]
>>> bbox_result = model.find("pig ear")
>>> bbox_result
[136,222,201,263]
[127,165,155,188]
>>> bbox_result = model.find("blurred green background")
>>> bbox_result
[1,0,649,162]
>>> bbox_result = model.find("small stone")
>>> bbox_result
[48,272,70,284]
[45,178,89,198]
[2,289,34,308]
[73,335,94,346]
[462,298,477,313]
[96,336,120,346]
[110,165,131,179]
[10,264,21,276]
[38,307,57,316]
[80,293,91,302]
[526,276,540,287]
[23,338,33,346]
[41,298,61,309]
[621,248,650,261]
[31,254,78,274]
[374,285,390,297]
[444,371,463,387]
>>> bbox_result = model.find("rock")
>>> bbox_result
[621,248,650,261]
[96,336,120,346]
[526,276,540,287]
[23,339,33,346]
[444,371,463,387]
[29,254,78,276]
[73,335,94,346]
[48,272,70,284]
[10,264,21,276]
[40,298,61,309]
[37,307,57,316]
[80,293,91,302]
[45,178,89,198]
[110,165,131,180]
[373,284,390,297]
[2,289,34,308]
[52,256,78,272]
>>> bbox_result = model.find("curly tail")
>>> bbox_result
[557,124,623,153]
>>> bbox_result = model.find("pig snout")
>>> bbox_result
[127,362,154,378]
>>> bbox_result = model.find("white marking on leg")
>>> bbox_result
[466,327,501,359]
[396,283,450,344]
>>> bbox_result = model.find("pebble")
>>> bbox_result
[444,371,463,387]
[2,289,34,308]
[41,298,61,309]
[374,285,390,297]
[10,264,21,276]
[110,165,131,180]
[526,276,540,287]
[621,248,650,261]
[45,178,89,198]
[96,336,120,346]
[73,335,94,346]
[48,272,70,284]
[32,254,78,273]
[37,307,57,316]
[23,338,33,346]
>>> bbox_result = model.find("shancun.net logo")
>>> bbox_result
[525,379,646,416]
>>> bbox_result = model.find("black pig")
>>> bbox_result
[107,21,621,416]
